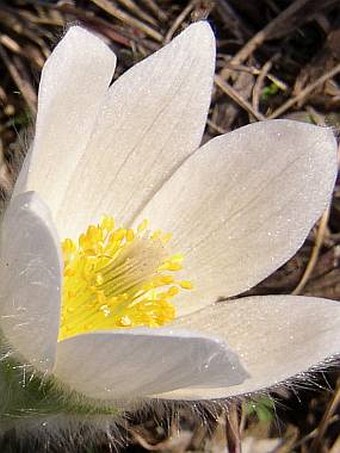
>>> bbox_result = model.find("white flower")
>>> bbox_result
[0,22,339,404]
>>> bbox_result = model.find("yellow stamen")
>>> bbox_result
[59,216,192,341]
[179,280,194,290]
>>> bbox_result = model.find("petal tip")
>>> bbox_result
[177,20,216,53]
[187,20,214,36]
[267,118,338,170]
[63,25,100,43]
[52,25,116,66]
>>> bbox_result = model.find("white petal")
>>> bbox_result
[0,192,62,372]
[56,22,215,239]
[55,328,247,400]
[14,27,116,218]
[158,295,340,399]
[135,120,337,316]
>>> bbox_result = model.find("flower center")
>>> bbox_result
[59,216,193,341]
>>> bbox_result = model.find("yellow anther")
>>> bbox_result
[64,268,75,278]
[100,216,115,231]
[87,225,102,242]
[169,253,184,262]
[62,238,76,256]
[58,216,193,341]
[120,316,132,327]
[96,291,106,304]
[137,219,149,233]
[179,280,194,290]
[151,230,162,241]
[96,273,104,285]
[167,286,179,297]
[160,262,183,271]
[79,233,87,250]
[113,228,126,241]
[160,275,174,285]
[126,229,135,242]
[161,232,173,244]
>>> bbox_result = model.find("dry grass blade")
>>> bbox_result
[90,0,163,42]
[164,0,197,43]
[0,34,21,54]
[140,0,168,22]
[206,118,228,134]
[219,0,339,78]
[215,0,250,41]
[309,380,340,452]
[225,404,241,453]
[252,60,273,113]
[0,45,37,114]
[215,74,266,121]
[269,63,340,119]
[293,208,330,295]
[116,0,158,26]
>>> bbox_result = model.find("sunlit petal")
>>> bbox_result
[135,120,337,316]
[56,22,215,239]
[157,295,340,399]
[0,192,62,372]
[15,27,116,218]
[55,328,247,399]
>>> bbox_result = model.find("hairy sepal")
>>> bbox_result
[0,336,122,437]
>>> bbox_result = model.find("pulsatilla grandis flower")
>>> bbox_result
[0,22,339,406]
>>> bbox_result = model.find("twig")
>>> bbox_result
[220,61,288,91]
[54,3,133,47]
[0,34,21,54]
[310,380,340,452]
[215,0,250,41]
[269,63,340,119]
[292,208,330,295]
[219,0,331,79]
[225,403,241,453]
[140,0,168,22]
[0,45,37,114]
[252,60,272,113]
[90,0,163,42]
[116,0,158,26]
[292,415,338,449]
[215,75,266,121]
[206,118,228,135]
[164,0,196,43]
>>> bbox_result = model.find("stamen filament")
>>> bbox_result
[59,216,193,341]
